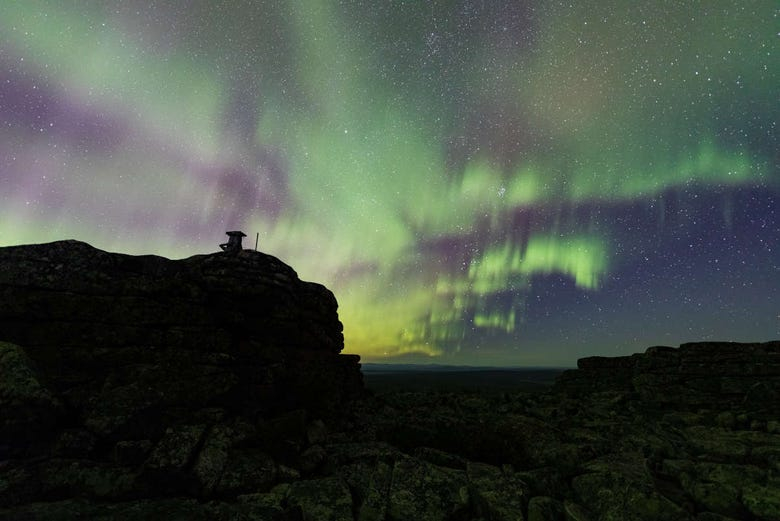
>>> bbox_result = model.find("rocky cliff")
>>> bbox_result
[0,240,362,454]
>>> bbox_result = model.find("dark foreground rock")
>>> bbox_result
[1,241,779,520]
[0,239,362,435]
[353,341,780,521]
[0,240,361,516]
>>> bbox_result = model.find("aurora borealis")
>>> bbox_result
[1,1,777,366]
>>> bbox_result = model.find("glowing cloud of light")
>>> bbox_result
[0,1,776,364]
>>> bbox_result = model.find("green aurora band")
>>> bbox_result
[0,1,776,364]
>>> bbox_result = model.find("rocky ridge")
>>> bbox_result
[0,240,365,515]
[0,239,361,432]
[555,341,780,411]
[1,240,779,520]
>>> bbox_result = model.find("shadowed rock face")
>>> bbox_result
[0,240,363,452]
[0,239,345,353]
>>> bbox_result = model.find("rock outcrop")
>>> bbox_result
[554,341,780,413]
[0,239,362,420]
[1,246,778,521]
[0,240,362,456]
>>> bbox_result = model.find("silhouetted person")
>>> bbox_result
[220,231,246,253]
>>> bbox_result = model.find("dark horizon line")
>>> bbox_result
[360,363,574,372]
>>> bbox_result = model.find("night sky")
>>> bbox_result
[1,1,778,366]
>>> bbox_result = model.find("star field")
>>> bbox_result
[1,1,777,365]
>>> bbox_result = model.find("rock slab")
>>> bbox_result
[0,239,363,458]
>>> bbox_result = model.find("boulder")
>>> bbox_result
[527,496,564,521]
[386,456,470,521]
[286,476,354,521]
[214,448,277,497]
[0,341,64,453]
[466,461,528,521]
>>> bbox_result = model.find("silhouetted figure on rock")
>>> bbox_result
[220,231,246,253]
